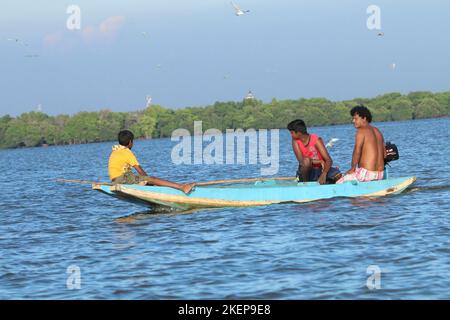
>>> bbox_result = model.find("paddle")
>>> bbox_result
[56,179,112,186]
[56,177,297,187]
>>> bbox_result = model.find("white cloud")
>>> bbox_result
[44,16,125,49]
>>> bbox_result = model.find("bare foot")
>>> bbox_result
[137,181,147,186]
[182,183,196,194]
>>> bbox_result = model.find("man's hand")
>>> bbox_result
[318,173,327,185]
[345,168,355,175]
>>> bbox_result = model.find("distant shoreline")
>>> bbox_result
[1,91,449,149]
[1,116,447,151]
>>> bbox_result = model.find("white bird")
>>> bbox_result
[36,104,42,112]
[141,31,148,37]
[390,63,396,70]
[146,96,152,107]
[6,37,28,47]
[326,138,339,148]
[231,2,250,16]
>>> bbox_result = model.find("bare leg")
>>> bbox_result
[301,158,312,182]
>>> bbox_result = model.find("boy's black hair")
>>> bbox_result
[350,105,372,123]
[287,119,308,134]
[118,130,134,146]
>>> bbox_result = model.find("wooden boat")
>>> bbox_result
[92,175,416,210]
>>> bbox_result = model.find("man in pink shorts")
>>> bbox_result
[337,105,385,184]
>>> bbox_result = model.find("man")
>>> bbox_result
[108,130,196,194]
[287,119,341,184]
[337,105,385,183]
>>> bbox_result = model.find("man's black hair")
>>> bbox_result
[118,130,134,146]
[287,119,308,134]
[350,105,372,123]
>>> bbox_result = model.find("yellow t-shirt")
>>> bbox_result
[108,145,140,180]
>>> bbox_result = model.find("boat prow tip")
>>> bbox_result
[111,184,121,192]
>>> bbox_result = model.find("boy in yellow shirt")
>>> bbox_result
[109,130,195,194]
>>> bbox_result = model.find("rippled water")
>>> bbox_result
[0,118,449,299]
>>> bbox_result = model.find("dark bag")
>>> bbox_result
[385,142,399,164]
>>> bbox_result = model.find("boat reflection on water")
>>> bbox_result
[114,207,209,224]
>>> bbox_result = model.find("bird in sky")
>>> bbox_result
[377,31,384,37]
[231,2,250,16]
[6,37,28,47]
[390,63,396,70]
[326,138,339,148]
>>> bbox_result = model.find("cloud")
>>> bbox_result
[43,16,125,49]
[100,16,125,35]
[83,16,126,43]
[43,32,63,47]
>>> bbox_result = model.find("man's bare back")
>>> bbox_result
[357,125,382,171]
[373,127,385,171]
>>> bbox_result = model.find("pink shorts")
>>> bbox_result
[336,167,384,184]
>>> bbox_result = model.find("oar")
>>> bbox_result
[56,179,112,186]
[57,177,297,187]
[195,176,297,186]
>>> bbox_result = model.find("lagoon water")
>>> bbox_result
[0,117,449,299]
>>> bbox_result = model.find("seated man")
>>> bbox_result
[108,130,195,194]
[287,119,342,184]
[337,105,385,183]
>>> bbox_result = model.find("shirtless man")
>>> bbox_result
[337,105,385,183]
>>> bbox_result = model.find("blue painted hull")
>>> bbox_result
[93,176,416,210]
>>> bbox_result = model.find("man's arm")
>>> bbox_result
[134,165,148,177]
[291,138,304,163]
[349,130,364,174]
[315,138,333,184]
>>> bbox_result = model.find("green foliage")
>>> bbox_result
[413,98,445,119]
[1,91,449,149]
[390,97,413,121]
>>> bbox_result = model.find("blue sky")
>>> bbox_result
[0,0,449,116]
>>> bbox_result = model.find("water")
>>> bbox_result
[0,118,449,299]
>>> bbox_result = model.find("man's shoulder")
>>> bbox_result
[113,147,136,156]
[372,126,383,134]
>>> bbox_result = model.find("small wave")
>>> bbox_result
[114,207,210,223]
[406,184,450,194]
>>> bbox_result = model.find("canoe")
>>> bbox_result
[92,176,416,210]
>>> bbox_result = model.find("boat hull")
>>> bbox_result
[93,176,416,210]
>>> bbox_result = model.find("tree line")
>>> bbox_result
[0,91,449,149]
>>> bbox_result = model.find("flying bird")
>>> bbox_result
[231,2,250,16]
[146,96,152,107]
[326,138,339,148]
[390,63,396,70]
[377,32,384,37]
[6,37,28,47]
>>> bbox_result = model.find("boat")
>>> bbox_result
[92,175,416,211]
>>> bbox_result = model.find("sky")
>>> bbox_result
[0,0,449,116]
